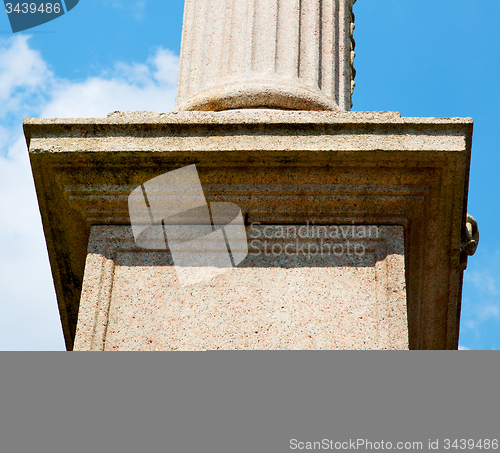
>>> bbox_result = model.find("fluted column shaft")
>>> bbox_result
[175,0,356,111]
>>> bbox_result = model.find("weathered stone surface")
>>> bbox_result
[175,0,356,111]
[74,224,407,351]
[24,110,473,350]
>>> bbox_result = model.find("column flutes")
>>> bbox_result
[176,0,356,112]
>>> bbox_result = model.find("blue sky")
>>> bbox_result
[0,0,498,350]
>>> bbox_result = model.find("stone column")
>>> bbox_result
[25,0,476,351]
[175,0,356,112]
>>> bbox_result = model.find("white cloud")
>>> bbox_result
[465,269,498,296]
[0,35,51,112]
[151,48,180,87]
[101,0,147,21]
[42,49,178,118]
[0,35,179,350]
[42,75,176,118]
[460,256,500,349]
[0,135,61,350]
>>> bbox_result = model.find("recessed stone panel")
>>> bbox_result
[74,224,407,350]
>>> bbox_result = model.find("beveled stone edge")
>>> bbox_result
[23,110,474,129]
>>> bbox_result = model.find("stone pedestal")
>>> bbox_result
[24,110,473,350]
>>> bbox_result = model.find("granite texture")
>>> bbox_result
[175,0,356,111]
[74,225,407,351]
[24,110,473,349]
